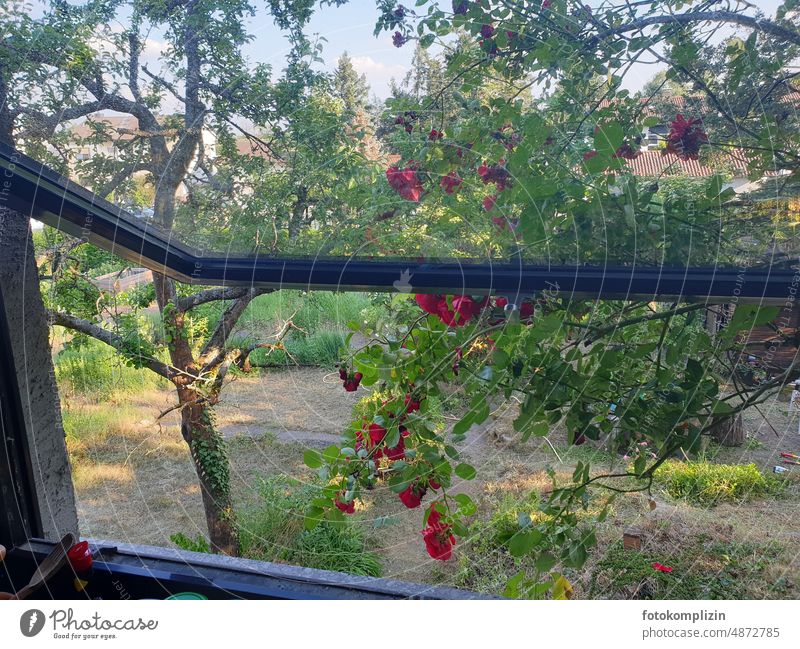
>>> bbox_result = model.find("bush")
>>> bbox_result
[654,460,783,505]
[236,476,382,576]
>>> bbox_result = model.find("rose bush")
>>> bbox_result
[306,0,799,596]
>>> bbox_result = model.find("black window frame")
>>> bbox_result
[1,141,794,304]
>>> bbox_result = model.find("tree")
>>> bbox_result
[332,51,370,115]
[302,0,800,597]
[1,0,347,554]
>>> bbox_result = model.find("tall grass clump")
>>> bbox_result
[248,330,346,368]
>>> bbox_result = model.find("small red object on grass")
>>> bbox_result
[652,562,673,574]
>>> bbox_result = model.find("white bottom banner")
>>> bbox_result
[0,600,797,647]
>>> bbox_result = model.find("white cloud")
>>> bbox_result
[349,55,408,99]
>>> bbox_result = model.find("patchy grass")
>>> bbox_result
[588,537,788,599]
[653,460,785,505]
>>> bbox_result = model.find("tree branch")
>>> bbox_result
[197,288,271,367]
[589,10,800,49]
[175,286,269,313]
[47,309,175,380]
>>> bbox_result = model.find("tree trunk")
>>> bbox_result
[180,397,238,555]
[710,414,745,447]
[153,270,239,554]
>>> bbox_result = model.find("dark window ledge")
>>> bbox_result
[7,539,495,600]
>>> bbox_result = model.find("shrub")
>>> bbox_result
[170,532,211,554]
[653,460,783,505]
[236,476,382,576]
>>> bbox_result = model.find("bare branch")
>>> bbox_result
[197,288,271,367]
[175,286,269,313]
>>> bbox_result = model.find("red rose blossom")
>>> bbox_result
[334,494,355,514]
[399,483,427,508]
[386,166,423,202]
[404,394,421,413]
[663,114,708,161]
[415,293,441,315]
[440,171,462,194]
[422,507,456,560]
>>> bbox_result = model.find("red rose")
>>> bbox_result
[483,195,497,211]
[342,370,363,392]
[385,436,406,461]
[422,507,456,560]
[399,483,427,508]
[415,293,442,315]
[386,165,423,202]
[495,296,508,308]
[664,114,708,161]
[428,128,443,140]
[334,494,355,514]
[440,171,462,194]
[368,423,387,446]
[520,301,534,319]
[404,394,421,413]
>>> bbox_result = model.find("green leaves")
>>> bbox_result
[508,529,542,557]
[720,305,779,342]
[303,449,322,468]
[594,120,624,156]
[454,463,477,480]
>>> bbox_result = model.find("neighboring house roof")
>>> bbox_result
[624,150,748,178]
